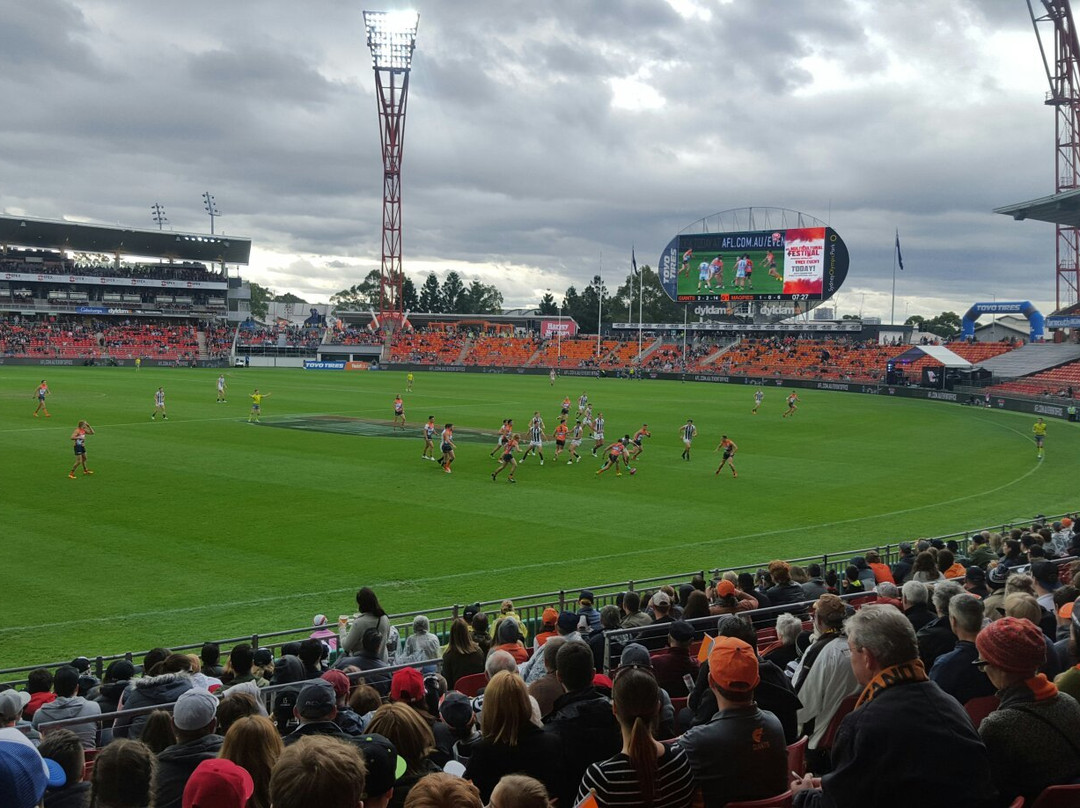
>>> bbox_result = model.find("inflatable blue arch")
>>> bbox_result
[961,302,1044,341]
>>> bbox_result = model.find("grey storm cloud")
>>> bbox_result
[0,0,1066,317]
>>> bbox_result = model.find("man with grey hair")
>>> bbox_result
[875,581,902,608]
[484,649,518,679]
[790,605,997,807]
[928,593,996,705]
[900,580,933,632]
[916,580,964,668]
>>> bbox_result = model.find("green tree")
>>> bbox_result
[247,281,271,320]
[917,311,962,338]
[274,292,307,304]
[460,279,503,314]
[330,269,381,311]
[538,292,558,315]
[611,264,683,324]
[578,275,612,330]
[441,271,466,313]
[402,275,419,311]
[419,272,442,313]
[562,286,584,327]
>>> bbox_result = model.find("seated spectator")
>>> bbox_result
[840,565,865,595]
[29,665,101,750]
[543,642,621,807]
[114,654,195,740]
[928,593,996,705]
[1031,560,1062,613]
[916,580,964,669]
[874,582,903,610]
[310,614,339,652]
[801,564,827,600]
[578,590,602,633]
[1004,593,1062,679]
[23,669,57,721]
[403,771,483,808]
[532,608,559,652]
[491,600,528,644]
[297,639,327,680]
[682,590,711,620]
[579,666,694,807]
[650,621,700,698]
[764,612,803,671]
[586,606,621,673]
[315,671,361,736]
[155,689,224,808]
[963,566,989,599]
[442,618,485,690]
[366,702,443,808]
[199,643,225,679]
[792,594,859,771]
[181,759,253,808]
[355,732,403,808]
[911,551,945,583]
[0,689,37,742]
[220,715,283,808]
[487,775,551,808]
[969,533,997,568]
[89,738,156,808]
[438,691,481,765]
[679,636,788,807]
[983,565,1011,619]
[791,605,997,808]
[864,551,895,585]
[464,671,563,803]
[400,616,441,666]
[92,659,136,733]
[900,580,934,632]
[765,560,806,607]
[527,637,566,720]
[283,680,357,747]
[687,615,801,743]
[938,549,966,580]
[708,579,757,615]
[139,710,177,754]
[621,591,652,628]
[848,557,877,591]
[1055,595,1080,700]
[976,616,1080,804]
[270,735,367,808]
[471,613,492,657]
[891,542,915,584]
[334,628,392,696]
[491,620,528,665]
[650,591,675,625]
[38,728,89,808]
[390,668,453,767]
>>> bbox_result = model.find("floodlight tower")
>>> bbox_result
[1028,0,1080,310]
[364,10,419,323]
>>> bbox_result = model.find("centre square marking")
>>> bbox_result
[258,415,496,444]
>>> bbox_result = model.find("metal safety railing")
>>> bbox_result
[2,511,1066,688]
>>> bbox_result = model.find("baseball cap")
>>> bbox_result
[438,691,474,730]
[715,580,736,598]
[898,541,912,553]
[391,667,425,702]
[69,657,91,673]
[173,688,219,731]
[321,669,351,699]
[708,636,760,693]
[0,727,66,808]
[295,681,337,720]
[104,659,136,682]
[965,566,986,584]
[357,733,407,799]
[0,690,31,723]
[669,621,694,643]
[252,648,274,667]
[651,591,672,607]
[182,758,254,808]
[579,590,595,603]
[557,611,579,633]
[1063,517,1074,528]
[541,607,559,626]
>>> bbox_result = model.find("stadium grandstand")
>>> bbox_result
[5,525,1080,807]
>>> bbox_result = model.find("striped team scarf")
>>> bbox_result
[855,658,928,708]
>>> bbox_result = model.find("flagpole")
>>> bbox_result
[597,251,603,359]
[891,230,898,325]
[636,247,643,357]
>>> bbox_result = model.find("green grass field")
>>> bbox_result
[2,365,1076,669]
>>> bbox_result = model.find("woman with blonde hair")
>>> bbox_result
[403,772,483,808]
[578,666,693,807]
[463,671,563,803]
[367,702,442,808]
[220,714,283,808]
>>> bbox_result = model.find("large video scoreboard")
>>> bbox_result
[657,226,849,304]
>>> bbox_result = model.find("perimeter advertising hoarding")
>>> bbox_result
[658,226,849,304]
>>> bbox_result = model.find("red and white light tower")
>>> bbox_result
[364,10,419,324]
[1029,0,1080,310]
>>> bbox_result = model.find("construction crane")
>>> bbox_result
[1028,0,1080,310]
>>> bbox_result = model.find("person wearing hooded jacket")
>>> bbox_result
[113,654,195,740]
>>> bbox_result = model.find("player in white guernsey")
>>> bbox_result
[567,420,584,464]
[590,412,606,456]
[577,392,588,414]
[521,421,546,465]
[216,374,227,403]
[679,419,696,460]
[151,387,167,420]
[752,388,764,415]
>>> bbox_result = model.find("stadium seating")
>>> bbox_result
[389,330,466,364]
[461,335,539,366]
[988,357,1080,399]
[0,317,200,360]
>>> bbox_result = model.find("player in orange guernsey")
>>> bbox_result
[552,419,570,461]
[490,419,512,457]
[68,420,95,478]
[714,435,738,478]
[628,424,651,461]
[34,380,51,417]
[595,439,627,477]
[393,395,406,430]
[422,416,437,461]
[492,433,519,483]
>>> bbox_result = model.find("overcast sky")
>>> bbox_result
[0,0,1066,322]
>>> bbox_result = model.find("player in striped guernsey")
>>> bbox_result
[520,420,546,465]
[438,423,456,474]
[421,415,437,461]
[591,412,606,456]
[151,387,167,420]
[577,392,588,414]
[679,419,697,461]
[567,419,584,464]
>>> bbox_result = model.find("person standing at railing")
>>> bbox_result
[342,587,391,661]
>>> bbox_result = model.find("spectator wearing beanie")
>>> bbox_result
[976,616,1080,805]
[577,590,602,633]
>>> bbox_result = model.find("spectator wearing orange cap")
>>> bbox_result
[791,605,997,808]
[678,635,787,807]
[532,608,560,654]
[708,579,757,615]
[977,616,1080,805]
